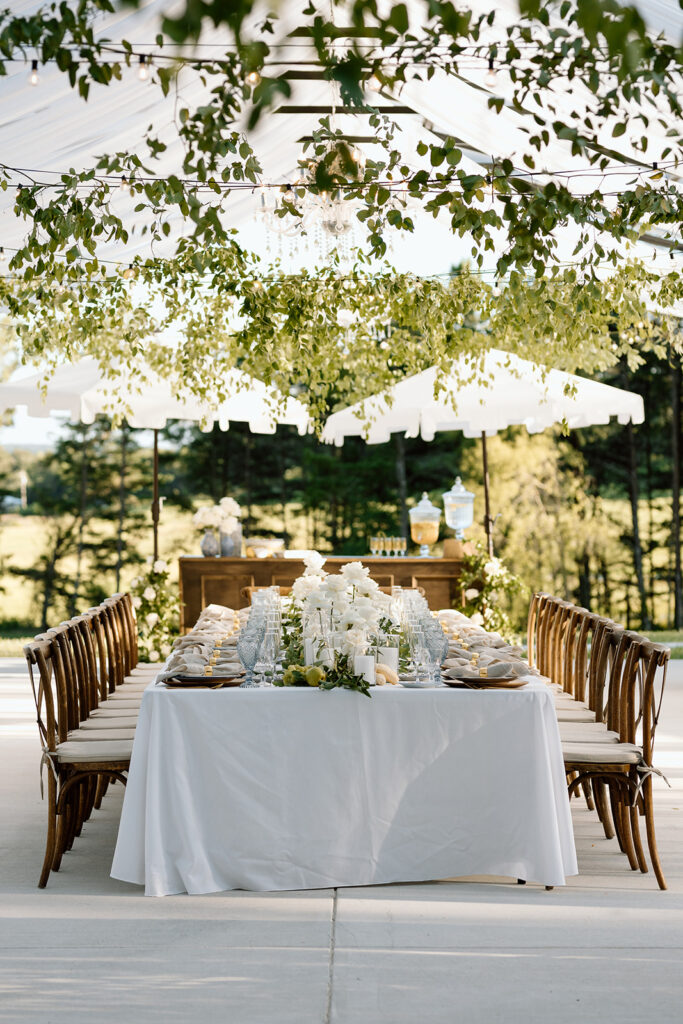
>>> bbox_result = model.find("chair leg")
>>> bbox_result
[643,776,667,890]
[593,781,615,840]
[609,786,626,852]
[38,771,58,888]
[52,804,68,872]
[94,776,108,810]
[629,802,648,874]
[613,788,639,871]
[581,780,595,812]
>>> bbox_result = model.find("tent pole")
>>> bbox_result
[481,431,494,557]
[152,429,160,562]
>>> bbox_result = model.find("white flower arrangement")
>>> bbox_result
[193,496,243,534]
[289,553,394,642]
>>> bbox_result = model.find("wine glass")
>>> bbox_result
[237,620,266,687]
[254,627,279,686]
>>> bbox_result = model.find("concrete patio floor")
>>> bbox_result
[1,656,682,1024]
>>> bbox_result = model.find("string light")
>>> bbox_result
[245,70,261,86]
[0,247,5,263]
[29,60,39,86]
[367,73,382,92]
[120,175,130,193]
[122,263,137,280]
[138,55,150,81]
[485,56,497,87]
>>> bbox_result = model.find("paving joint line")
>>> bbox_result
[323,887,338,1024]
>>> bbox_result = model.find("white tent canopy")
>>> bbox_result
[0,358,311,435]
[0,356,311,558]
[321,350,645,447]
[0,1,681,275]
[321,349,645,553]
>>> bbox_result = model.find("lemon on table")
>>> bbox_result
[305,666,325,687]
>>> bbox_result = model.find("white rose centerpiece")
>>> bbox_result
[193,496,243,557]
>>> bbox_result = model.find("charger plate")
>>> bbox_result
[442,676,526,690]
[165,674,245,688]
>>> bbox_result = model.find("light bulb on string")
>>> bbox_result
[367,73,382,93]
[29,59,39,86]
[0,247,5,264]
[485,56,497,87]
[120,175,130,193]
[138,55,150,81]
[122,263,137,280]
[245,70,261,86]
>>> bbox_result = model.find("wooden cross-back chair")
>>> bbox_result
[24,630,133,888]
[563,632,670,889]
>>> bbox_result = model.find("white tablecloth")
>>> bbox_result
[111,682,577,896]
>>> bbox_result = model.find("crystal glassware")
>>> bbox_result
[237,620,266,687]
[254,627,279,686]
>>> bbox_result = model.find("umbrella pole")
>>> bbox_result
[152,429,160,562]
[481,431,494,557]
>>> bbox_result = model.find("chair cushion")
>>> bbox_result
[559,724,619,743]
[55,740,133,763]
[99,695,142,707]
[68,728,136,741]
[79,715,138,729]
[562,742,642,765]
[556,708,596,723]
[88,708,139,721]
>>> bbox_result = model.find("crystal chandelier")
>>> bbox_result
[258,140,365,246]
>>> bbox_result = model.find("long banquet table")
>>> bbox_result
[111,680,577,896]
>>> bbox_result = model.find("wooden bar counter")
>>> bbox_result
[179,555,463,630]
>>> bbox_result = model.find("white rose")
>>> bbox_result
[324,574,348,594]
[219,496,242,517]
[148,649,160,662]
[292,575,322,602]
[303,551,327,575]
[341,561,371,585]
[305,591,333,612]
[192,508,208,528]
[219,514,238,533]
[153,559,167,573]
[161,643,171,657]
[143,586,156,601]
[465,588,479,601]
[145,612,159,628]
[341,627,367,655]
[132,596,142,609]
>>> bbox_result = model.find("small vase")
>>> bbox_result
[220,523,243,557]
[200,529,220,557]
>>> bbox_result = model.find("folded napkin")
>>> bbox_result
[443,661,530,680]
[199,603,235,618]
[159,652,209,679]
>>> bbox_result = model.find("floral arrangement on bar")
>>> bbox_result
[458,543,527,640]
[192,496,243,556]
[277,553,400,697]
[130,558,180,663]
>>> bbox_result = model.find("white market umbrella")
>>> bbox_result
[321,349,644,554]
[0,358,311,557]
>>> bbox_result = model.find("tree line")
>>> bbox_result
[0,352,680,634]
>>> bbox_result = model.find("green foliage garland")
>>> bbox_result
[130,559,180,662]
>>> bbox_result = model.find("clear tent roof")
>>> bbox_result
[1,0,682,278]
